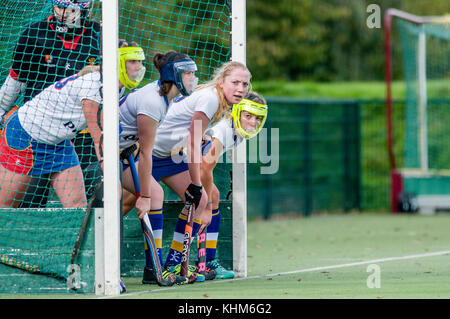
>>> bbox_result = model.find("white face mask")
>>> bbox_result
[128,66,146,83]
[183,76,198,96]
[54,5,82,29]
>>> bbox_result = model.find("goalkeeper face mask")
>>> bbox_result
[52,0,92,32]
[231,99,268,139]
[160,59,198,96]
[118,46,146,89]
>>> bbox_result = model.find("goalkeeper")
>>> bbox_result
[0,0,101,208]
[199,92,268,279]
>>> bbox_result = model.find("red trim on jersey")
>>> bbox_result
[47,15,86,50]
[8,68,19,81]
[0,133,33,175]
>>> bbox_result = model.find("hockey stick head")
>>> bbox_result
[180,202,195,277]
[141,215,177,286]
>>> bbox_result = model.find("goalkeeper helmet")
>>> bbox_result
[52,0,92,31]
[231,96,268,139]
[160,58,198,96]
[118,46,146,89]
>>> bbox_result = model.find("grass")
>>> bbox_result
[4,212,448,300]
[105,213,450,299]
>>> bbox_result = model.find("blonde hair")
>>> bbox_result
[197,61,251,124]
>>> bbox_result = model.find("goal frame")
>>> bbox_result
[98,0,247,296]
[384,8,450,213]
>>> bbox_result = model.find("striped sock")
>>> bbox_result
[144,209,163,268]
[164,212,201,268]
[206,209,220,261]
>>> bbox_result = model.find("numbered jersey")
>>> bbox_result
[18,72,102,145]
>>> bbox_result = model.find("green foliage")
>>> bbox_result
[247,0,450,81]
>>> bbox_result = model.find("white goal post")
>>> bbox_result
[98,0,248,296]
[99,0,121,296]
[231,0,247,280]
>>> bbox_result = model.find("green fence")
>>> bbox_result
[245,98,409,218]
[247,98,361,218]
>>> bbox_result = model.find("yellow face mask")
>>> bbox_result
[231,99,268,139]
[118,47,146,89]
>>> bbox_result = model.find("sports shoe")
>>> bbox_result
[196,263,217,280]
[166,264,205,283]
[206,259,235,279]
[142,266,188,285]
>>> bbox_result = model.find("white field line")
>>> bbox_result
[98,250,450,299]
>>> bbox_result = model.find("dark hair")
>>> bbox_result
[245,91,266,105]
[153,51,189,96]
[118,39,139,48]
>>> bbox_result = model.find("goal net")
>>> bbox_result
[0,0,237,295]
[385,9,450,213]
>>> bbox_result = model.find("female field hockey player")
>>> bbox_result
[0,0,102,209]
[199,92,268,279]
[151,61,251,282]
[118,49,198,285]
[0,41,145,209]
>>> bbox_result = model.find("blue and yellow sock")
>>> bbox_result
[144,209,163,269]
[206,209,220,262]
[164,211,201,268]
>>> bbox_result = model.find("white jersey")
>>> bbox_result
[18,72,102,144]
[153,86,220,157]
[204,114,243,156]
[119,80,170,150]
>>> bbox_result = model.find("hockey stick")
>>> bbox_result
[197,228,207,275]
[125,149,176,287]
[68,177,101,289]
[197,227,216,280]
[70,165,103,267]
[180,201,196,280]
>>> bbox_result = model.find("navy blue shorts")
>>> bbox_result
[151,155,188,182]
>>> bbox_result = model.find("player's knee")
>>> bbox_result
[150,183,164,209]
[211,185,220,204]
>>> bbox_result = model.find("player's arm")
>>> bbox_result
[187,111,210,186]
[184,110,210,211]
[134,114,158,218]
[0,27,35,119]
[201,137,224,209]
[0,72,25,119]
[81,98,103,166]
